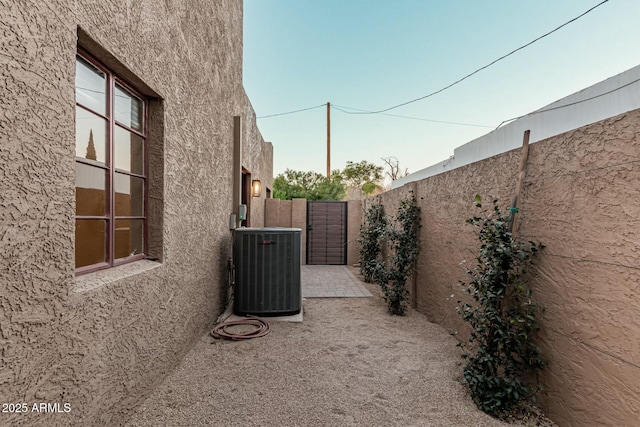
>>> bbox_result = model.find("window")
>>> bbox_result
[75,51,148,273]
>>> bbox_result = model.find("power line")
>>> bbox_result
[253,1,612,126]
[257,103,326,119]
[341,0,611,115]
[495,75,640,129]
[332,104,493,128]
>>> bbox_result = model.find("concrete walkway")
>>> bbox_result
[302,265,372,298]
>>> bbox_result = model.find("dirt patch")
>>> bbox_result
[126,279,554,426]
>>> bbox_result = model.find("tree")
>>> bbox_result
[336,160,383,196]
[273,160,384,201]
[273,169,345,201]
[381,156,408,181]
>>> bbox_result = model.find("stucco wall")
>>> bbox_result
[264,198,307,264]
[0,1,271,426]
[362,110,640,426]
[242,98,273,228]
[346,199,363,266]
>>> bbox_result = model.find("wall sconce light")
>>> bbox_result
[251,179,262,197]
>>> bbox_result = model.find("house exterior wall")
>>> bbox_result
[242,102,273,228]
[0,1,272,426]
[362,109,640,426]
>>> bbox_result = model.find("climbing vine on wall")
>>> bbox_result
[358,201,387,284]
[359,192,421,315]
[457,195,547,417]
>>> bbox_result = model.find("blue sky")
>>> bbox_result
[243,0,640,178]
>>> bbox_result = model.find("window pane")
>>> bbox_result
[114,126,144,174]
[76,106,107,164]
[115,84,143,131]
[115,173,144,216]
[75,219,107,268]
[76,163,106,216]
[115,219,144,259]
[76,56,106,114]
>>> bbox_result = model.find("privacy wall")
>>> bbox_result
[365,109,640,426]
[0,1,272,426]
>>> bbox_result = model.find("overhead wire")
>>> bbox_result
[252,1,614,135]
[338,0,611,115]
[494,75,640,129]
[253,74,638,140]
[257,103,326,119]
[331,104,493,128]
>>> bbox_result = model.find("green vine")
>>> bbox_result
[360,193,421,315]
[457,195,547,417]
[358,202,387,283]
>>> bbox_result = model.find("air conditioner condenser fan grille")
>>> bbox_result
[233,228,301,316]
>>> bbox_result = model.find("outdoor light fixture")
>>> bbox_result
[251,179,262,197]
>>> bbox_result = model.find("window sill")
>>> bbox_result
[74,259,162,294]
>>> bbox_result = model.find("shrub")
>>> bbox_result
[457,195,547,417]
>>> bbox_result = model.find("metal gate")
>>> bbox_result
[306,201,348,265]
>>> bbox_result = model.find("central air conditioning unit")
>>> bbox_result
[233,227,302,316]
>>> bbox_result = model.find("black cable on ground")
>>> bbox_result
[210,316,271,340]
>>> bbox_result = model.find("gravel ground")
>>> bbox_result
[126,279,552,427]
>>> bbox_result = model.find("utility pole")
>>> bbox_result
[326,102,331,178]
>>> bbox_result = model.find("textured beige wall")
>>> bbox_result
[264,198,307,264]
[346,199,363,266]
[242,104,273,228]
[518,112,640,426]
[0,1,271,426]
[359,110,640,426]
[291,199,307,265]
[265,198,283,226]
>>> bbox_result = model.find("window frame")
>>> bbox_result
[75,49,149,275]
